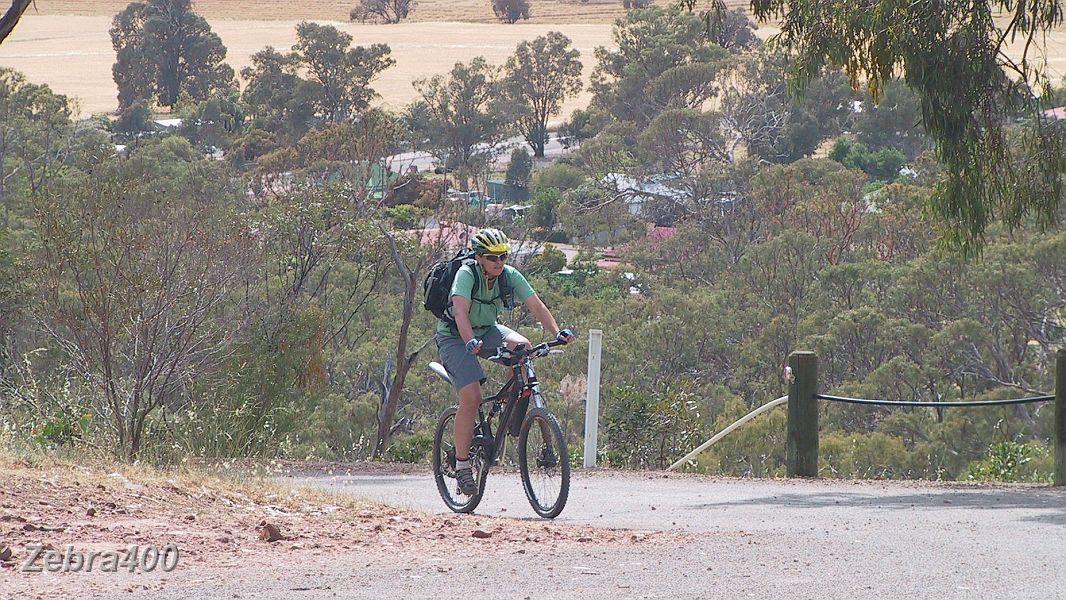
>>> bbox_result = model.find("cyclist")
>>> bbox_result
[435,228,574,495]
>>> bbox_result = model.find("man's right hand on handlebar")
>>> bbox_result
[465,338,483,355]
[555,328,575,344]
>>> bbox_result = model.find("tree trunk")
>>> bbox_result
[530,123,547,158]
[373,268,416,458]
[372,224,433,458]
[0,132,7,230]
[0,0,34,46]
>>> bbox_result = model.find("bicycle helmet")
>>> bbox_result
[471,228,511,254]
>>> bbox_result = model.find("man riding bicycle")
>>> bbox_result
[434,228,574,496]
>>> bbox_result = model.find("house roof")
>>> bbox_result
[647,225,677,243]
[1043,106,1066,120]
[416,222,478,249]
[601,173,690,203]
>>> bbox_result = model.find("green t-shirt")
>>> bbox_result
[436,264,535,338]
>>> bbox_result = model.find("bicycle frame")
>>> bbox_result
[474,354,545,463]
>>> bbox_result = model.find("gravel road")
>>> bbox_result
[101,468,1066,600]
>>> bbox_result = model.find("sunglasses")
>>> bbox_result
[480,252,509,263]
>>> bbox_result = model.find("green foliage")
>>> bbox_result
[853,80,930,159]
[505,147,533,189]
[410,57,509,191]
[820,432,915,479]
[964,441,1052,484]
[175,90,245,151]
[503,32,583,157]
[110,0,236,109]
[239,47,318,143]
[590,6,729,127]
[349,0,414,24]
[290,22,395,123]
[32,408,92,448]
[526,244,567,275]
[111,100,154,138]
[386,204,428,228]
[532,163,586,192]
[828,137,906,182]
[705,7,760,53]
[602,385,706,469]
[32,137,251,459]
[528,186,562,229]
[385,431,433,463]
[697,398,787,477]
[491,0,529,23]
[240,23,394,139]
[751,0,1066,254]
[721,51,852,163]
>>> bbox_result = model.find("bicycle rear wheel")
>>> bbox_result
[518,407,570,519]
[432,406,486,513]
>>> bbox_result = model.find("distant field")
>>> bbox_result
[0,17,618,117]
[26,0,751,23]
[1,1,1063,118]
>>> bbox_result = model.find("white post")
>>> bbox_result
[583,329,603,468]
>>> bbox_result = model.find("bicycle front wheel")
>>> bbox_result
[432,406,486,513]
[518,407,570,519]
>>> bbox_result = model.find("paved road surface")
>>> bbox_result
[291,467,1066,534]
[277,469,1066,599]
[98,469,1066,600]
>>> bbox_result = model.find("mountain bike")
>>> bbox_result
[429,340,571,519]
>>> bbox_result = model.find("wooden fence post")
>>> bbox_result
[1055,348,1065,487]
[787,351,819,477]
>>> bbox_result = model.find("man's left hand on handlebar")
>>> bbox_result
[555,328,575,344]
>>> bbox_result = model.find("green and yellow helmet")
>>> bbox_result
[471,228,510,254]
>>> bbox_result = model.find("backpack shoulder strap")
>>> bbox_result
[499,268,513,309]
[469,262,480,299]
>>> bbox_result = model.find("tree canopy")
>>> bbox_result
[748,0,1066,254]
[410,57,509,190]
[591,7,730,127]
[503,32,583,158]
[290,22,394,123]
[110,0,236,109]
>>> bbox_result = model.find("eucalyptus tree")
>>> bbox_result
[110,0,236,109]
[410,57,510,191]
[503,32,583,158]
[34,138,252,459]
[290,22,394,123]
[590,6,730,127]
[349,0,414,23]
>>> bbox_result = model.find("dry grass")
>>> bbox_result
[28,0,750,23]
[0,15,620,116]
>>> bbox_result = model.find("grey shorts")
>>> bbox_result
[435,325,518,390]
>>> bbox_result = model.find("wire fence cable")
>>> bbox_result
[814,394,1054,407]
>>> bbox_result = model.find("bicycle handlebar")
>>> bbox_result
[487,339,567,364]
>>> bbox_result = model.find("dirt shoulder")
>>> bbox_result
[0,456,687,600]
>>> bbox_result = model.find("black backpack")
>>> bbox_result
[423,250,514,325]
